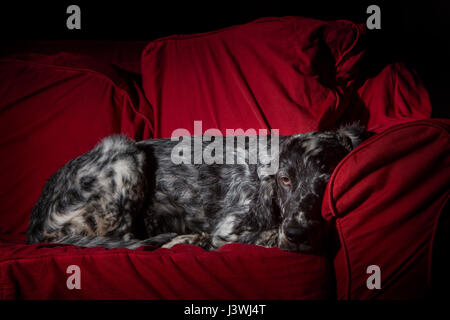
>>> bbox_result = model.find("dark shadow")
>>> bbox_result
[428,201,450,299]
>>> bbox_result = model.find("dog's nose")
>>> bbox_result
[284,222,308,243]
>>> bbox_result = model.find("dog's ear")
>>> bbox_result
[337,123,373,151]
[252,146,280,229]
[251,175,277,229]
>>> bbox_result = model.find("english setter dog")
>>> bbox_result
[27,124,371,253]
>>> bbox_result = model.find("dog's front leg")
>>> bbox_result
[160,229,279,250]
[211,213,280,249]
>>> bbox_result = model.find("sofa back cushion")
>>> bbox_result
[141,16,365,138]
[339,62,432,133]
[0,53,154,236]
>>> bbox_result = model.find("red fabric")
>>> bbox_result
[340,62,432,133]
[322,119,450,299]
[141,16,365,138]
[0,50,334,300]
[2,41,149,75]
[0,53,154,236]
[0,17,445,300]
[0,242,333,299]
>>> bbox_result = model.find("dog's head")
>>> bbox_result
[271,124,372,253]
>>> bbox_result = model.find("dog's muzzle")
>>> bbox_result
[278,219,323,253]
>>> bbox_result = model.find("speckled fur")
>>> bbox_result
[27,124,371,252]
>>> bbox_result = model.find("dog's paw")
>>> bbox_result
[161,233,211,249]
[141,233,178,247]
[254,229,279,247]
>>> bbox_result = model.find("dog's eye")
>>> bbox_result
[280,176,291,186]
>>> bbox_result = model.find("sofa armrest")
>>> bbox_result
[322,119,450,299]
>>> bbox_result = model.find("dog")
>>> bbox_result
[27,124,371,253]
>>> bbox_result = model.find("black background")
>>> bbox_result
[1,0,449,118]
[0,300,444,316]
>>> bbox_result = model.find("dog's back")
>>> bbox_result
[26,134,272,248]
[27,135,151,247]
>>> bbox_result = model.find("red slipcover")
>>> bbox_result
[0,53,154,236]
[0,16,446,300]
[141,16,366,138]
[341,62,432,133]
[2,41,149,75]
[322,119,449,299]
[0,243,333,300]
[0,48,334,300]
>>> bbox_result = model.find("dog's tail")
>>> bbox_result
[49,233,177,250]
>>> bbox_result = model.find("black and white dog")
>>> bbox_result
[27,124,371,253]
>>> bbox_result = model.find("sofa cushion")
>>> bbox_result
[0,51,335,300]
[339,62,432,133]
[0,242,333,299]
[0,53,154,236]
[322,119,450,299]
[141,16,365,138]
[2,41,150,75]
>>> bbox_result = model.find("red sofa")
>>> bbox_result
[0,17,448,300]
